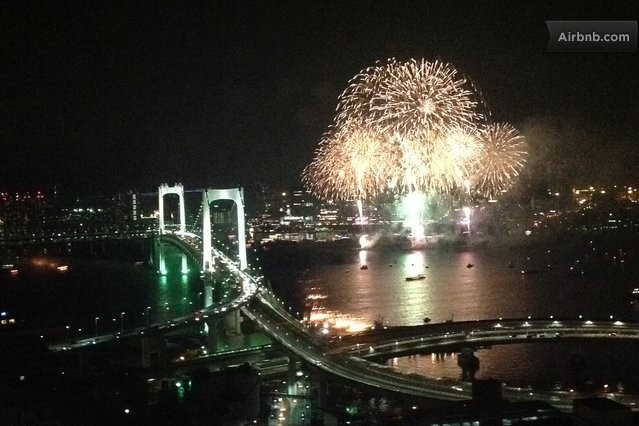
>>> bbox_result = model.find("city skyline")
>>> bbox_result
[1,1,637,196]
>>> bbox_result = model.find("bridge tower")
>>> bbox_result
[158,183,186,235]
[202,188,247,271]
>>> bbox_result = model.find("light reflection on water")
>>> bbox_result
[0,244,205,334]
[294,246,634,326]
[390,341,639,393]
[283,241,639,391]
[404,251,425,276]
[358,249,367,268]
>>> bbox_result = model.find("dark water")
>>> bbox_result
[266,238,638,325]
[3,233,639,393]
[0,243,205,336]
[261,232,639,392]
[390,340,639,393]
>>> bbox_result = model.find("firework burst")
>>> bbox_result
[336,58,481,138]
[470,123,528,197]
[303,58,525,205]
[330,58,483,195]
[302,125,399,201]
[425,125,480,193]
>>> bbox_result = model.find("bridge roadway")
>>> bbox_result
[47,233,639,411]
[244,290,639,411]
[166,343,283,373]
[158,233,202,268]
[331,318,639,359]
[0,230,155,246]
[49,231,260,351]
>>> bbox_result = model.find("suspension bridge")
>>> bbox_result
[49,183,639,412]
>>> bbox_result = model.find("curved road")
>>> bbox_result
[49,231,260,351]
[48,232,639,411]
[245,289,639,411]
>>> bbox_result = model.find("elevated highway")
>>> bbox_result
[49,231,259,352]
[82,232,639,411]
[0,230,154,246]
[244,289,639,411]
[331,318,639,359]
[42,216,639,412]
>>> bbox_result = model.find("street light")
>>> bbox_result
[120,312,125,333]
[145,306,151,327]
[94,317,99,337]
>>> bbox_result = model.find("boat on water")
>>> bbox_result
[0,310,17,327]
[306,293,327,301]
[405,273,426,281]
[360,265,368,270]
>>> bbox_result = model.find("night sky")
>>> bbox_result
[1,0,637,197]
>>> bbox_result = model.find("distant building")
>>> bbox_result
[620,186,638,203]
[290,189,318,223]
[0,190,47,237]
[573,185,638,207]
[255,187,318,225]
[317,201,339,226]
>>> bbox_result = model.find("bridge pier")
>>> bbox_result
[203,311,245,353]
[287,354,300,396]
[149,235,156,266]
[204,283,213,307]
[205,318,222,353]
[225,309,243,335]
[158,246,167,275]
[141,333,167,369]
[180,253,189,274]
[309,370,327,424]
[458,347,479,381]
[150,236,165,273]
[225,309,246,349]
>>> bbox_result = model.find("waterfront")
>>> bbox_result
[3,229,639,398]
[390,340,639,394]
[265,234,638,325]
[261,230,639,393]
[0,243,205,337]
